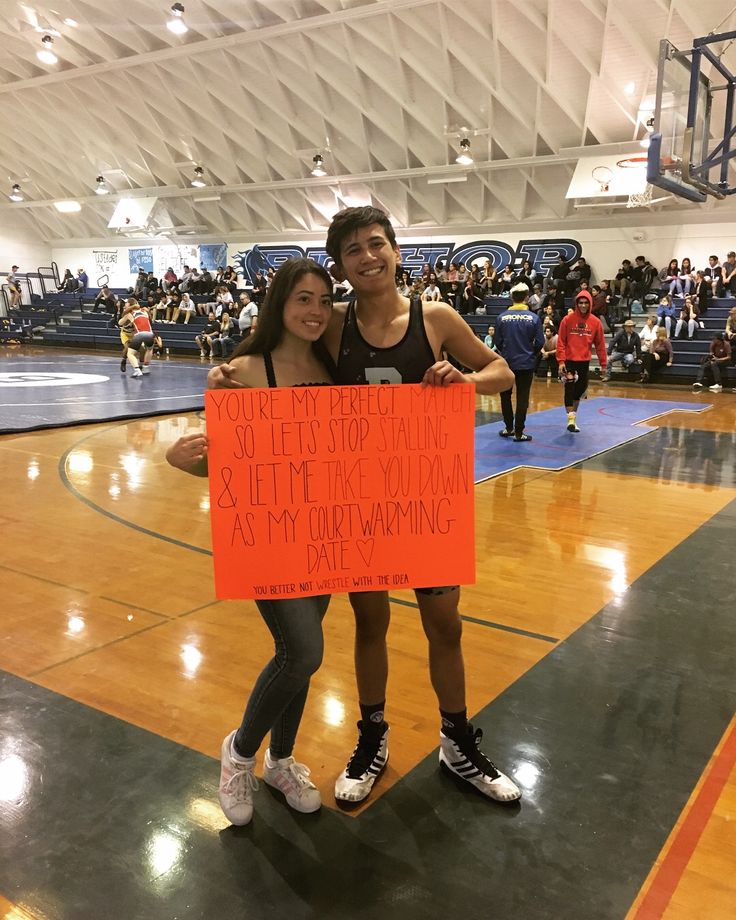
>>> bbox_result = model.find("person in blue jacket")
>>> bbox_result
[494,282,544,442]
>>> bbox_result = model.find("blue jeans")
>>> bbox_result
[234,595,330,759]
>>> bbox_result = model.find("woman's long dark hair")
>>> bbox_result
[231,258,332,358]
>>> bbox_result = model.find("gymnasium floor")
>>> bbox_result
[1,348,734,920]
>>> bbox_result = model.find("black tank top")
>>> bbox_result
[262,351,332,388]
[334,299,436,385]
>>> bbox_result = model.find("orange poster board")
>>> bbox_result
[205,383,475,599]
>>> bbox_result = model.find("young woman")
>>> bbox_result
[674,296,699,339]
[397,271,412,297]
[679,258,694,296]
[659,260,680,297]
[210,311,234,357]
[640,326,673,383]
[166,258,335,827]
[480,261,498,296]
[656,294,678,336]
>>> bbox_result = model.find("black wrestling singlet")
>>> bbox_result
[335,298,436,385]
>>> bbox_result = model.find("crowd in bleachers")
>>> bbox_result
[3,251,735,387]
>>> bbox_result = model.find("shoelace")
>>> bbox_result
[345,732,383,779]
[223,765,259,802]
[459,728,501,780]
[285,760,315,789]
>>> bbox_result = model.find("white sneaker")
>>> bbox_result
[692,382,703,390]
[141,367,150,374]
[218,730,258,826]
[709,384,723,392]
[263,750,321,813]
[334,721,389,803]
[439,727,521,803]
[131,368,142,377]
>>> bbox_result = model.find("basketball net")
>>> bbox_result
[626,183,654,208]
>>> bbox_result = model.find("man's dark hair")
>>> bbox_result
[326,206,397,265]
[636,255,646,263]
[231,258,332,358]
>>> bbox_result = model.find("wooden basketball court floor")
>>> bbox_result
[1,348,735,920]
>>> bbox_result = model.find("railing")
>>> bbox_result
[0,286,9,317]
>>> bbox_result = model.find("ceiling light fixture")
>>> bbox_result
[455,138,474,166]
[624,81,636,96]
[63,18,78,27]
[190,166,206,188]
[54,200,82,213]
[167,3,189,34]
[311,154,327,177]
[8,184,24,202]
[95,176,110,195]
[37,34,58,65]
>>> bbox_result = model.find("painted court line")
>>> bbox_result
[631,714,736,920]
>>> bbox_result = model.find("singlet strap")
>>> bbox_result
[263,352,277,388]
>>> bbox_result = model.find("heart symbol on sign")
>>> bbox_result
[356,539,375,566]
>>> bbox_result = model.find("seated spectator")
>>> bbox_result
[656,294,678,336]
[421,263,431,283]
[178,266,194,292]
[692,270,710,317]
[640,327,673,383]
[484,324,497,351]
[674,296,699,339]
[211,312,234,357]
[410,278,425,303]
[629,256,658,304]
[172,292,196,324]
[456,262,468,283]
[144,271,158,294]
[211,285,233,317]
[422,279,442,302]
[639,315,658,353]
[541,303,557,334]
[499,265,515,292]
[725,307,736,361]
[151,293,169,323]
[659,260,680,297]
[601,319,641,380]
[528,284,543,313]
[446,262,459,283]
[459,277,483,315]
[434,260,448,283]
[76,268,88,293]
[536,326,558,377]
[722,251,736,296]
[162,267,178,293]
[196,312,220,357]
[132,269,148,299]
[480,261,498,296]
[58,268,77,292]
[678,258,695,296]
[223,266,238,294]
[5,265,22,308]
[442,281,460,310]
[590,284,614,333]
[397,271,412,297]
[551,256,570,293]
[237,292,258,336]
[266,267,276,286]
[703,255,723,297]
[92,285,115,313]
[692,333,731,392]
[164,293,179,322]
[515,260,536,292]
[611,259,633,297]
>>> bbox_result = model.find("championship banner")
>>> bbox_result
[205,384,476,599]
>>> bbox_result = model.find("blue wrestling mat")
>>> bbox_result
[0,354,208,433]
[474,397,711,482]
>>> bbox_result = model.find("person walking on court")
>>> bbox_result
[167,258,336,826]
[494,283,544,442]
[207,206,521,808]
[556,289,607,432]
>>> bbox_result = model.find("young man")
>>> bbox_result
[494,283,544,441]
[556,289,607,432]
[210,207,521,806]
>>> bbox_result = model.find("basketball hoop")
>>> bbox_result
[591,166,613,192]
[626,183,655,208]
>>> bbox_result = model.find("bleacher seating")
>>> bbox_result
[5,286,734,385]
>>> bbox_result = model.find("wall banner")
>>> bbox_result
[205,384,476,599]
[128,247,154,273]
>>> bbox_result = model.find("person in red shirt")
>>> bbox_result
[118,298,154,377]
[556,289,607,432]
